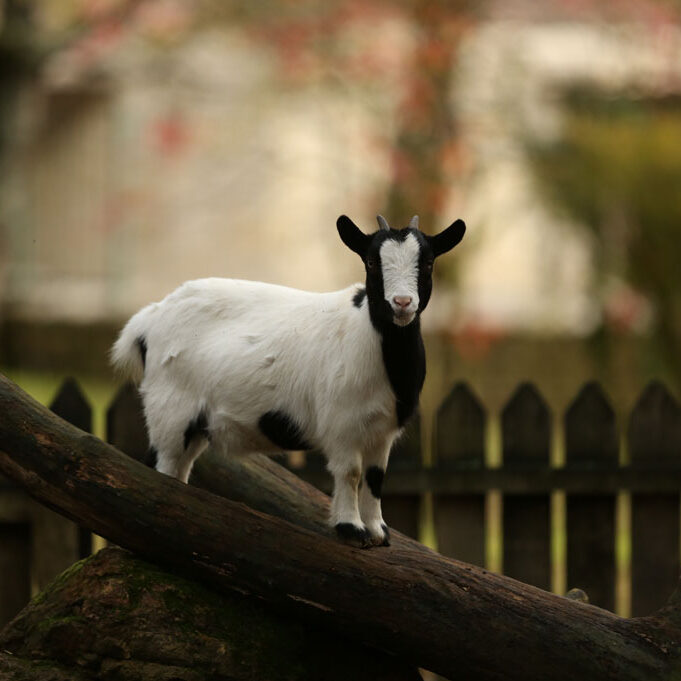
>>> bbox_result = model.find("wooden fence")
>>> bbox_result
[1,377,681,629]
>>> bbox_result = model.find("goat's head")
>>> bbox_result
[337,214,465,327]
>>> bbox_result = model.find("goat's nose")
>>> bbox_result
[393,296,412,309]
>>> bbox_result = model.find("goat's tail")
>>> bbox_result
[110,304,155,384]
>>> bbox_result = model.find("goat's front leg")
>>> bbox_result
[359,439,392,546]
[327,449,371,548]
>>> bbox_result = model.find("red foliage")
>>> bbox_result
[151,113,190,156]
[450,320,505,361]
[603,284,651,334]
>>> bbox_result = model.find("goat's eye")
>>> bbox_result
[425,260,434,272]
[366,258,376,270]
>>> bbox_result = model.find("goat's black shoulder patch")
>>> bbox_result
[145,446,158,469]
[353,288,366,308]
[136,336,148,369]
[259,410,312,451]
[365,466,385,499]
[184,410,210,450]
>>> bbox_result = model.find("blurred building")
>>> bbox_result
[1,0,680,341]
[1,6,394,323]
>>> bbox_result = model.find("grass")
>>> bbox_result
[1,367,119,440]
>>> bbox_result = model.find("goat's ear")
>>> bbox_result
[337,215,370,258]
[427,219,466,257]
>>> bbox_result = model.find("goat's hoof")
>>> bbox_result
[335,522,371,548]
[380,522,391,547]
[365,522,391,547]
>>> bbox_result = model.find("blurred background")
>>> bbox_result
[2,0,681,623]
[2,0,681,414]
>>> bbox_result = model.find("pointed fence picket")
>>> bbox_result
[432,382,486,566]
[381,414,422,540]
[49,378,94,561]
[106,382,148,462]
[628,382,681,616]
[3,374,681,629]
[564,382,618,612]
[501,382,552,590]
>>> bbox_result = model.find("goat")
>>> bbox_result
[111,214,465,547]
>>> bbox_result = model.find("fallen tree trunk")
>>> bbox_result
[1,373,681,680]
[0,546,419,681]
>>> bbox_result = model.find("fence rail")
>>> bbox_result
[1,376,681,629]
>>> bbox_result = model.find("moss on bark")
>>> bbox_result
[0,547,420,681]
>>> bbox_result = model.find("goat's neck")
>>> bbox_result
[367,306,426,428]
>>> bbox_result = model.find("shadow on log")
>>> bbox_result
[0,547,419,681]
[1,373,681,680]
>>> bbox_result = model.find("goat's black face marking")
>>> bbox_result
[136,336,148,369]
[145,446,158,469]
[361,228,435,331]
[184,410,210,450]
[415,236,435,314]
[259,410,312,451]
[365,466,385,499]
[364,231,428,425]
[337,215,465,428]
[341,224,429,427]
[353,288,367,308]
[336,216,465,322]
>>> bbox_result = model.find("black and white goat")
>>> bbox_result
[111,214,465,547]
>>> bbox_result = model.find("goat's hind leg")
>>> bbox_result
[145,436,210,483]
[145,401,212,483]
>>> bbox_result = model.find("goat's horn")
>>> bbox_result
[409,215,419,229]
[376,215,390,231]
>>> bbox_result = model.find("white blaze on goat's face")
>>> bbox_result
[379,233,421,326]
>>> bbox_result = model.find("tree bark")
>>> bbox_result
[0,546,420,681]
[1,372,681,680]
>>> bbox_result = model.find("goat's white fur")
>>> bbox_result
[111,277,403,542]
